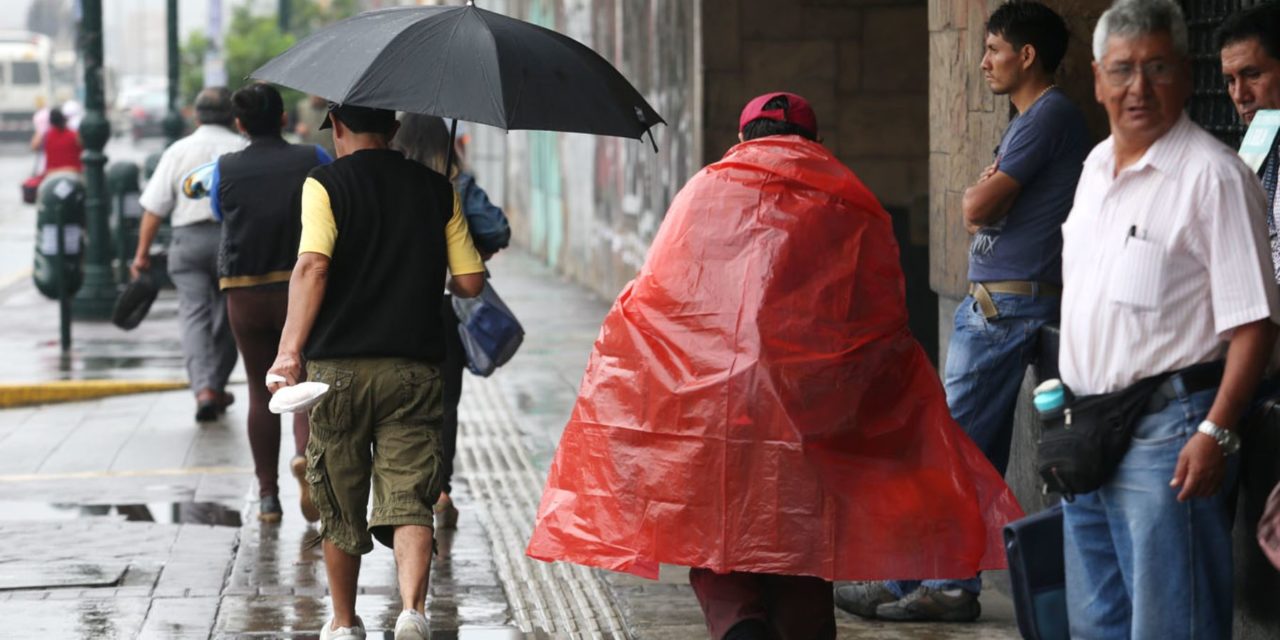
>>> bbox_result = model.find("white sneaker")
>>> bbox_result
[394,609,431,640]
[319,616,366,640]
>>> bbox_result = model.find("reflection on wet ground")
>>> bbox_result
[0,561,126,590]
[0,500,242,526]
[217,482,513,637]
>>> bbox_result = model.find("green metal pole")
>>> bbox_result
[72,0,115,319]
[162,0,183,145]
[56,190,70,351]
[279,0,291,33]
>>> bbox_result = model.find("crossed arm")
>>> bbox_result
[962,162,1022,234]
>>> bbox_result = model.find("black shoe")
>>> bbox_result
[195,399,220,422]
[834,581,899,619]
[259,495,283,523]
[874,586,981,622]
[195,391,235,422]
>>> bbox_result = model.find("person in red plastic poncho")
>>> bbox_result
[525,92,1024,639]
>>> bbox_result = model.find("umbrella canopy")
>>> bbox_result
[251,3,664,142]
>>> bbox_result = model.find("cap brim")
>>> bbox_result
[319,113,333,130]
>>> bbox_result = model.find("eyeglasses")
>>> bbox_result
[1100,60,1179,87]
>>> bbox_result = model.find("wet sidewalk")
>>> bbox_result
[0,248,1020,639]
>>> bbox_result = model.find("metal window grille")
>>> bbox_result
[1183,0,1267,147]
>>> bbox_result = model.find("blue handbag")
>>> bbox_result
[452,281,523,377]
[1004,504,1069,640]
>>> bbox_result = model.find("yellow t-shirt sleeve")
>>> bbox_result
[298,177,337,257]
[446,192,486,276]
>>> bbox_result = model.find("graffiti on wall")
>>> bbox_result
[501,0,700,297]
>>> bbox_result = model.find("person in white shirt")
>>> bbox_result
[131,87,247,422]
[1059,1,1280,638]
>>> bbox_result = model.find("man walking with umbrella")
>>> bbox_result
[268,102,485,640]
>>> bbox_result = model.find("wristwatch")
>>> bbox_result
[1197,420,1241,456]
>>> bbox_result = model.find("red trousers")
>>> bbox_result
[688,568,835,640]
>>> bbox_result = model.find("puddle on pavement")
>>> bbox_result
[0,501,242,526]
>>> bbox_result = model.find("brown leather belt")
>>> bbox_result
[968,281,1062,319]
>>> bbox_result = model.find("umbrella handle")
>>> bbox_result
[446,118,459,179]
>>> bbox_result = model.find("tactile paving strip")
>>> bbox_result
[457,376,631,639]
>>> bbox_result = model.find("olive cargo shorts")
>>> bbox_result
[305,358,443,555]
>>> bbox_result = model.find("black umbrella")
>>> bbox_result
[251,1,664,151]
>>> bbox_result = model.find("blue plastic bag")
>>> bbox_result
[453,281,523,376]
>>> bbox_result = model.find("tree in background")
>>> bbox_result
[181,0,360,110]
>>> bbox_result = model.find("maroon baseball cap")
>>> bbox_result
[738,92,818,137]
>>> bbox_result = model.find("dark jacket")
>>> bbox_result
[215,136,329,289]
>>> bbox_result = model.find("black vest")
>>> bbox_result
[304,149,452,363]
[216,136,324,289]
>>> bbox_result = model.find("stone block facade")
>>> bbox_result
[479,0,930,301]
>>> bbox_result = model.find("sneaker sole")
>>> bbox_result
[394,624,429,640]
[876,602,981,623]
[292,456,320,522]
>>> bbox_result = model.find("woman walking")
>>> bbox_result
[393,114,509,528]
[212,83,333,522]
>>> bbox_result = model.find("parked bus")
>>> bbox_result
[0,31,53,140]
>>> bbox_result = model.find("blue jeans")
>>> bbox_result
[889,292,1058,597]
[1063,384,1238,640]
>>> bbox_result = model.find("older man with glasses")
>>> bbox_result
[1058,1,1280,638]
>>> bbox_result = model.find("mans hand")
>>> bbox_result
[130,254,151,280]
[267,351,304,394]
[978,162,999,183]
[1171,433,1226,502]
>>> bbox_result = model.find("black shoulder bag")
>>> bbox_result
[1036,372,1172,500]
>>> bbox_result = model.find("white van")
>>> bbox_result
[0,31,53,139]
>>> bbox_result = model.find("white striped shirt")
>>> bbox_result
[1060,114,1280,395]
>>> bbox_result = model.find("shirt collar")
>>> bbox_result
[1089,112,1193,177]
[193,124,240,139]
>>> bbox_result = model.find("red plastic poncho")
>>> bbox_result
[526,136,1023,581]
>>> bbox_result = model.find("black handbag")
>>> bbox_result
[1004,504,1068,640]
[1036,372,1171,500]
[21,155,41,205]
[111,271,159,330]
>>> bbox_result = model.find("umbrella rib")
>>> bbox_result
[472,9,511,129]
[428,9,470,116]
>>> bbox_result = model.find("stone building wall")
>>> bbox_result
[482,0,931,303]
[469,0,702,300]
[703,0,929,218]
